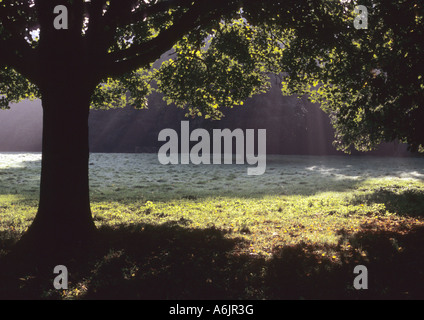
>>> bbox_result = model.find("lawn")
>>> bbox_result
[1,153,424,299]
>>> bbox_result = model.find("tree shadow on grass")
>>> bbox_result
[0,223,263,300]
[1,220,424,300]
[266,223,424,300]
[351,186,424,218]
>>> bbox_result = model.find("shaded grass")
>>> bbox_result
[1,153,424,299]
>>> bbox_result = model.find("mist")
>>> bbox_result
[0,100,42,152]
[0,82,412,157]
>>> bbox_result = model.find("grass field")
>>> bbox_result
[1,153,424,299]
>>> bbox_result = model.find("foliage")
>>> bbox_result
[0,67,39,109]
[90,69,154,110]
[156,19,281,119]
[0,1,423,151]
[276,0,424,152]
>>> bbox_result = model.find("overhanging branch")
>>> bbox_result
[126,0,194,23]
[100,0,236,78]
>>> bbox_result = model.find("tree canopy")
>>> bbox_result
[1,0,423,151]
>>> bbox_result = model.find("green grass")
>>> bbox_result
[1,153,424,299]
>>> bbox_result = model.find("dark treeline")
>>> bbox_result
[0,82,412,156]
[88,80,411,156]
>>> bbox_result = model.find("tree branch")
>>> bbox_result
[100,0,235,78]
[0,38,39,83]
[0,4,39,82]
[125,0,193,23]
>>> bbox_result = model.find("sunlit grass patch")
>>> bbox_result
[0,195,37,234]
[89,179,424,259]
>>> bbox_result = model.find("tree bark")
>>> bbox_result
[21,83,97,250]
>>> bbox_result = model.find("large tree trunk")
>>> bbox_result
[21,84,97,251]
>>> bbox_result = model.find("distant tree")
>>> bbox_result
[0,0,422,248]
